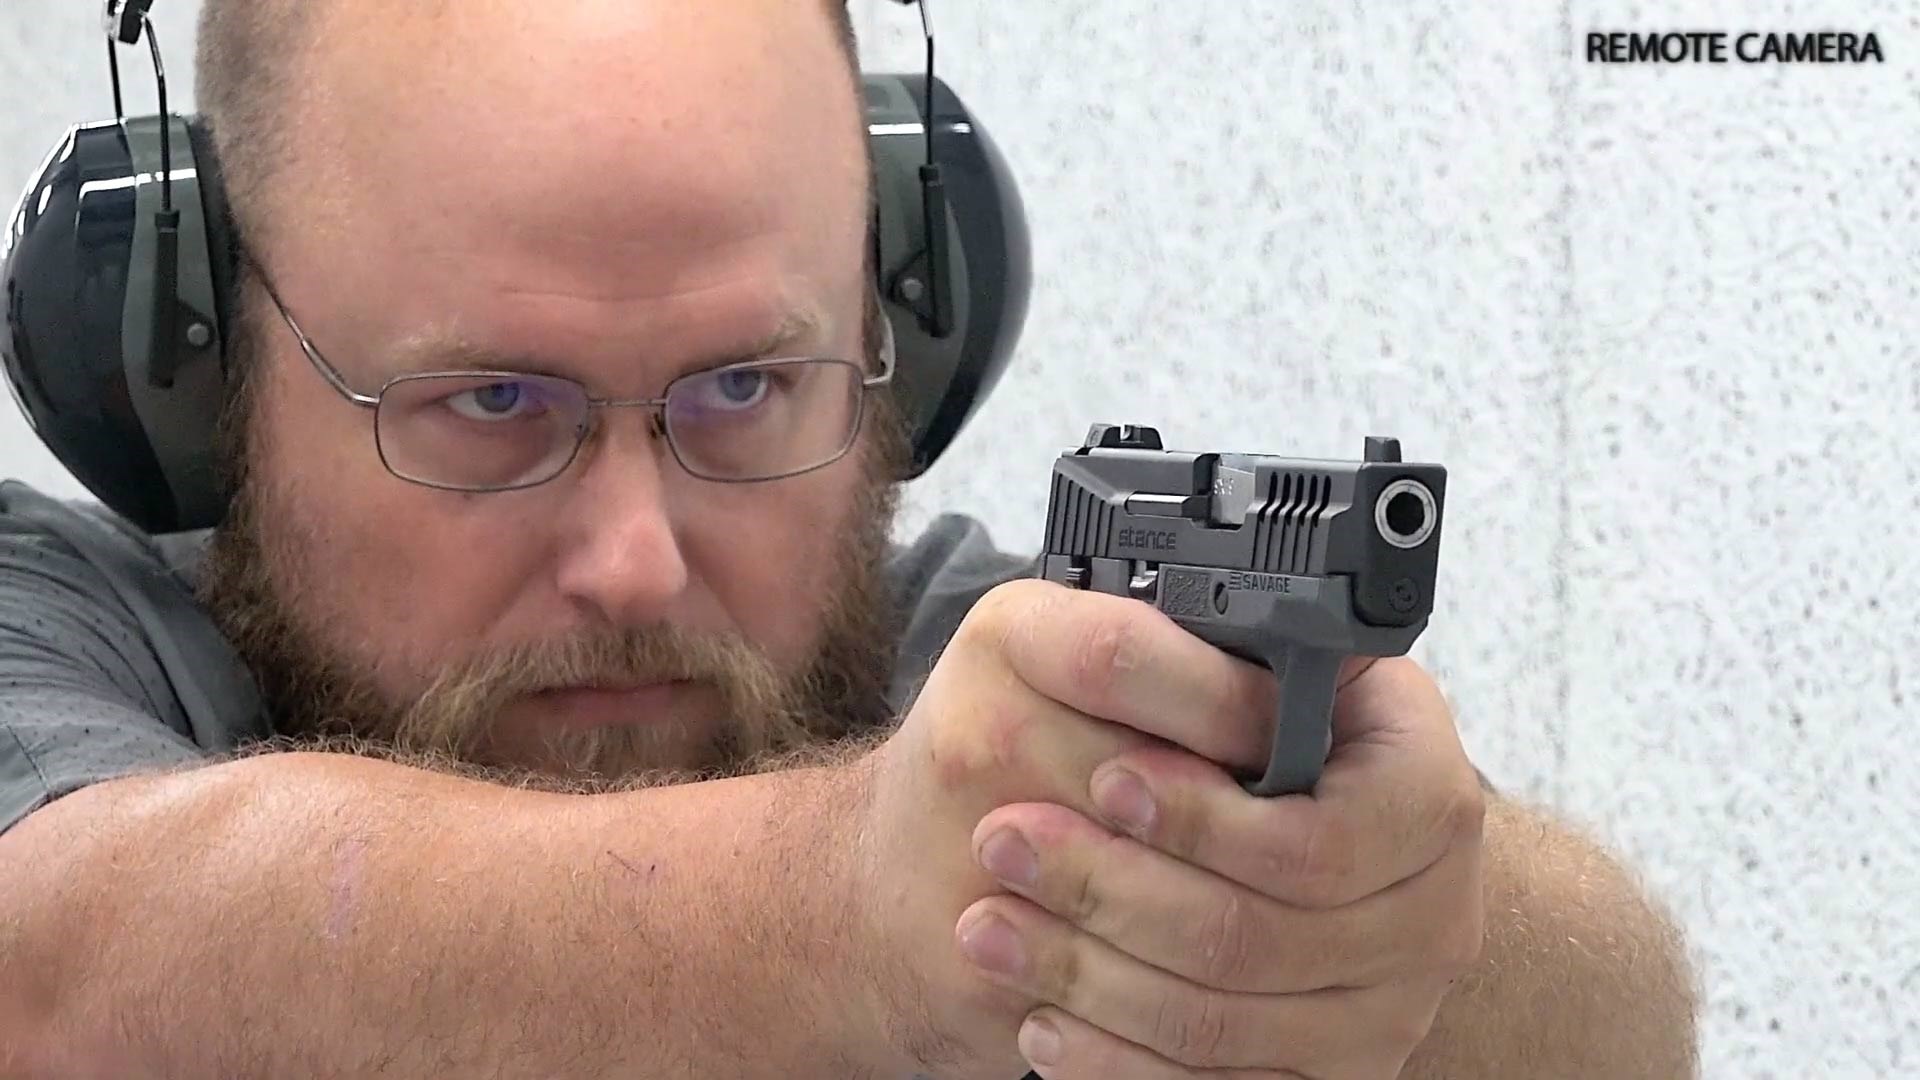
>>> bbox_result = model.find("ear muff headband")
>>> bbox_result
[2,21,1028,533]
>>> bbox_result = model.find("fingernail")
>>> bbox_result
[1092,766,1156,833]
[957,911,1027,977]
[979,828,1039,888]
[1019,1014,1062,1067]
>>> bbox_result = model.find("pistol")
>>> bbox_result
[1039,423,1447,796]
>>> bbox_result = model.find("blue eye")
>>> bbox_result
[473,383,521,413]
[713,369,769,406]
[445,380,546,422]
[677,367,773,414]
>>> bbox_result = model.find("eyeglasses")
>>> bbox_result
[253,272,896,492]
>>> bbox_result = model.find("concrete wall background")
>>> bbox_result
[3,1,1915,1074]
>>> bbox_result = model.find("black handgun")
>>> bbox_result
[1040,423,1447,796]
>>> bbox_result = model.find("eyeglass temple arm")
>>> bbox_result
[257,273,382,407]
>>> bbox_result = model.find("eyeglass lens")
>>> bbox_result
[372,359,865,490]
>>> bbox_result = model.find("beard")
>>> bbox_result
[196,401,910,792]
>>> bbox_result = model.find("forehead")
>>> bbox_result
[278,0,869,289]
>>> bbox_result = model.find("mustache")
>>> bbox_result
[424,623,775,697]
[391,622,789,758]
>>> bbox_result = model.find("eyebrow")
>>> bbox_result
[385,306,831,379]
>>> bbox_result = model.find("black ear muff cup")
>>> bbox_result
[864,73,1030,480]
[3,114,232,534]
[6,121,170,527]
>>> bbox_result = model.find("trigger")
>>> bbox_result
[1128,565,1159,602]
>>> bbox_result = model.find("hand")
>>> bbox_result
[852,579,1486,1080]
[968,652,1487,1079]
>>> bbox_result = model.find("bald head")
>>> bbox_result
[196,0,863,249]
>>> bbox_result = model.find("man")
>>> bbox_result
[0,1,1698,1076]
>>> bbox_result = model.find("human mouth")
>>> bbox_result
[529,681,692,729]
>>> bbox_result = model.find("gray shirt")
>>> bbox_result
[0,479,1036,834]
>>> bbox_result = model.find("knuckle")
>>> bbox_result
[1434,901,1486,977]
[1195,890,1259,990]
[961,579,1060,656]
[1152,988,1232,1067]
[980,706,1029,775]
[1067,610,1134,705]
[1272,817,1359,908]
[1068,851,1105,928]
[922,718,973,793]
[1442,778,1489,842]
[1382,996,1445,1058]
[925,700,1030,792]
[955,580,1038,652]
[1050,928,1087,1008]
[1151,777,1213,864]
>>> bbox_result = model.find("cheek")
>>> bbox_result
[681,463,859,662]
[256,374,545,678]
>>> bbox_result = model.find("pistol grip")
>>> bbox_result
[1243,646,1342,797]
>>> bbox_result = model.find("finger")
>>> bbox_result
[965,580,1276,771]
[916,669,1162,825]
[972,801,1485,995]
[1336,655,1380,691]
[1324,656,1465,765]
[1089,661,1484,909]
[1013,1006,1307,1080]
[956,895,1448,1075]
[955,893,1272,1069]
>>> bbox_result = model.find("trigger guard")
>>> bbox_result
[1240,648,1343,797]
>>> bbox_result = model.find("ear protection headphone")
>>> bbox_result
[2,0,1031,535]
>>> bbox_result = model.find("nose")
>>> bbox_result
[551,412,691,626]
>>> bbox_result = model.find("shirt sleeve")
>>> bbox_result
[0,496,208,836]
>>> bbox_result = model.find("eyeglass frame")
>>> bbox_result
[247,265,898,492]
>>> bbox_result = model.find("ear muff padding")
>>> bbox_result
[864,74,1031,479]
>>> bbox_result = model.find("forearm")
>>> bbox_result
[0,750,885,1078]
[1404,795,1701,1079]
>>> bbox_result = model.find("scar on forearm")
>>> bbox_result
[605,850,658,879]
[325,835,371,942]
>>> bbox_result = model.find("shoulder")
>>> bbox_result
[0,480,261,747]
[887,512,1037,605]
[2,480,188,578]
[0,481,172,616]
[884,513,1037,708]
[0,481,213,623]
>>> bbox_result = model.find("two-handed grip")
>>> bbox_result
[1011,648,1343,1080]
[1010,585,1356,1080]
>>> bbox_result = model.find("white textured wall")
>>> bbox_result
[3,2,1915,1075]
